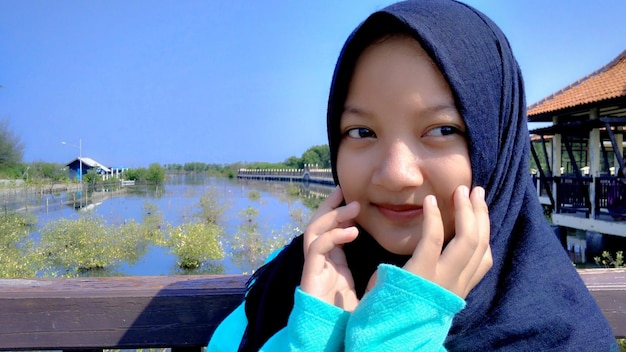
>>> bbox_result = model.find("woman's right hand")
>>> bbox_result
[301,186,361,311]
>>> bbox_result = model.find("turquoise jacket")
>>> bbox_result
[208,264,464,351]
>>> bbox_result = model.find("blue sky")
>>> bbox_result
[1,0,625,168]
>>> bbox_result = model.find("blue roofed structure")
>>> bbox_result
[66,157,111,181]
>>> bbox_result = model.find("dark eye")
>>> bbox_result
[426,125,463,137]
[346,127,376,139]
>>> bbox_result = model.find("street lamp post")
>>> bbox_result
[62,139,83,190]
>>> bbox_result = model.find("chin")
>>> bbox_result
[378,237,418,256]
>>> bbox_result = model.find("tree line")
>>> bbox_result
[0,117,331,183]
[163,144,331,176]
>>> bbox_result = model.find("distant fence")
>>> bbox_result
[237,166,335,186]
[0,180,134,215]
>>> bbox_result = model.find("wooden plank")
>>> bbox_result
[0,270,623,350]
[0,275,248,350]
[578,268,626,338]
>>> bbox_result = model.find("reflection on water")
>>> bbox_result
[1,174,333,277]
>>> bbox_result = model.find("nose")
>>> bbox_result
[371,141,423,191]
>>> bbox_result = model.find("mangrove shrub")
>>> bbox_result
[0,213,39,278]
[166,222,224,269]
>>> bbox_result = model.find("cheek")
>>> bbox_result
[430,156,472,239]
[336,148,366,202]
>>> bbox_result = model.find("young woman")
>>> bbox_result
[209,1,617,350]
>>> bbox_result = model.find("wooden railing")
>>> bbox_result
[556,176,593,216]
[0,275,248,351]
[0,270,624,350]
[237,167,335,186]
[532,174,626,219]
[596,176,626,218]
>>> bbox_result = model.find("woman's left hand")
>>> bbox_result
[402,185,492,298]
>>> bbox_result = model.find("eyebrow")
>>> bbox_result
[342,105,368,117]
[342,102,461,120]
[421,103,461,118]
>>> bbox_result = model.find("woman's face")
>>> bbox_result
[337,36,472,255]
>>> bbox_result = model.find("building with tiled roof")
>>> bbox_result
[526,49,626,256]
[528,49,626,121]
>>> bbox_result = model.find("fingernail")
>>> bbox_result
[426,195,437,206]
[344,226,359,236]
[461,185,469,198]
[477,187,485,200]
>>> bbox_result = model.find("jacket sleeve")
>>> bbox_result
[208,259,465,351]
[260,288,350,351]
[206,302,247,352]
[345,264,465,351]
[207,288,350,351]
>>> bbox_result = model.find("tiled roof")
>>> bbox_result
[527,50,626,117]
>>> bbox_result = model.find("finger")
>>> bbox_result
[304,201,360,255]
[308,226,359,255]
[455,187,490,281]
[447,186,491,297]
[460,187,492,292]
[439,185,477,272]
[468,187,488,240]
[464,245,493,297]
[304,198,360,253]
[305,226,359,267]
[468,186,490,265]
[404,195,444,279]
[307,202,361,234]
[308,201,359,236]
[309,186,345,223]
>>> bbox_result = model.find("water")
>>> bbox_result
[9,174,331,276]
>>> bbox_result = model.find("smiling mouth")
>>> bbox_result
[375,203,423,222]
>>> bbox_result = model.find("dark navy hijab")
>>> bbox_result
[240,1,616,351]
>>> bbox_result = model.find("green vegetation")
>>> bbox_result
[230,206,288,273]
[33,190,228,275]
[0,119,68,182]
[196,188,228,224]
[228,193,307,273]
[146,162,166,183]
[301,144,331,168]
[162,188,228,270]
[285,183,300,197]
[165,222,224,269]
[124,163,167,184]
[0,118,24,176]
[240,144,331,170]
[594,251,624,268]
[24,161,69,182]
[247,190,261,201]
[159,144,331,174]
[142,201,166,237]
[0,126,328,187]
[0,213,39,278]
[37,214,154,276]
[0,184,310,277]
[163,162,239,178]
[529,139,550,175]
[83,169,100,186]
